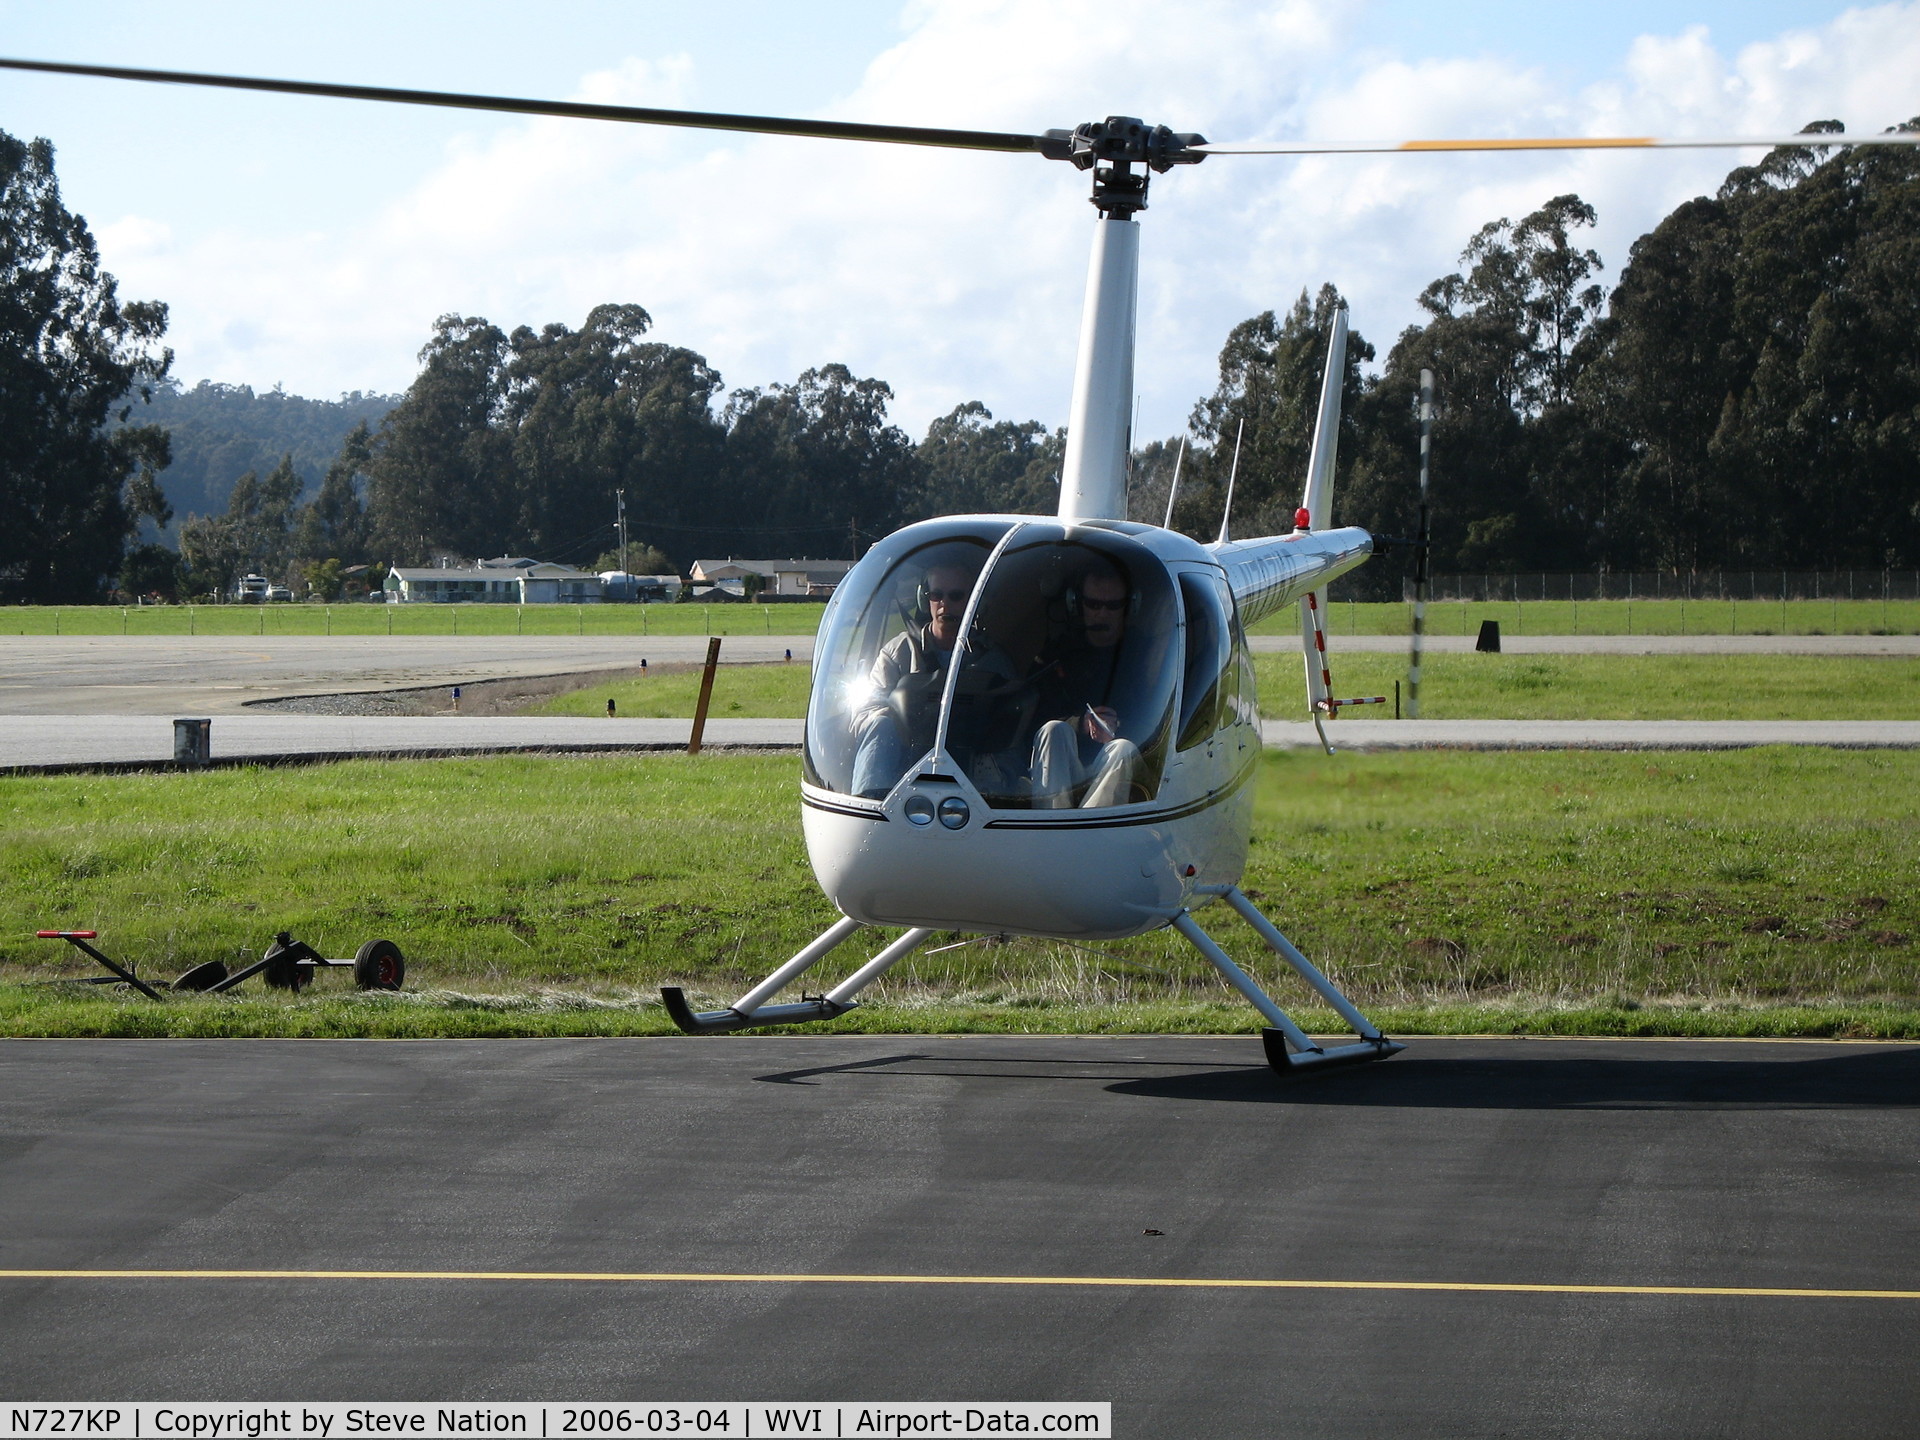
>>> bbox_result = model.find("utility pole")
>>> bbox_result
[616,489,628,573]
[1407,369,1433,719]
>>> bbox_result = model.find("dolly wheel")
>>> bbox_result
[263,951,309,991]
[354,939,405,990]
[173,960,229,992]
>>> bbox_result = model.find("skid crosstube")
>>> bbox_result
[1176,885,1405,1077]
[661,923,935,1036]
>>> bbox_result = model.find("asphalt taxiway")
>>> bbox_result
[1,1035,1916,1436]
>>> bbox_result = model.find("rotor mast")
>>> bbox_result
[1054,118,1205,523]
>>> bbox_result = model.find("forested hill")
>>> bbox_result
[122,381,399,526]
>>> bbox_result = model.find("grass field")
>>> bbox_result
[1255,652,1920,720]
[1244,596,1920,637]
[531,652,1920,722]
[535,661,814,718]
[9,596,1920,638]
[2,602,828,638]
[3,749,1915,1037]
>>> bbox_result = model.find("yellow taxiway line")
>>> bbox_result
[2,1270,1916,1300]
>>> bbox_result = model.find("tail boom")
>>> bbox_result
[1210,525,1372,627]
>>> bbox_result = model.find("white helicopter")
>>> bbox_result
[9,58,1915,1072]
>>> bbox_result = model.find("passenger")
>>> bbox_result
[1029,564,1142,808]
[850,560,1013,799]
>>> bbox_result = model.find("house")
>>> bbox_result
[383,560,605,603]
[689,557,855,599]
[518,564,604,604]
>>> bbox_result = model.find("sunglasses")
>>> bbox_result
[926,588,971,603]
[1080,596,1126,612]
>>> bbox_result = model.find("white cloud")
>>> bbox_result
[91,0,1920,436]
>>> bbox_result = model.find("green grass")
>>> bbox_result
[1,749,1915,1036]
[1247,596,1920,637]
[2,602,827,638]
[535,662,813,718]
[1254,652,1920,720]
[531,653,1920,722]
[10,596,1920,638]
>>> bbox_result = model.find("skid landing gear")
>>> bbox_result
[662,887,1401,1078]
[1175,885,1403,1076]
[662,918,934,1035]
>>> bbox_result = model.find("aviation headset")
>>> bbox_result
[1064,565,1140,620]
[914,570,977,620]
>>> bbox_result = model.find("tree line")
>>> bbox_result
[2,118,1915,604]
[1167,121,1920,597]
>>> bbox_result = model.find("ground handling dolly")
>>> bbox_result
[34,930,406,995]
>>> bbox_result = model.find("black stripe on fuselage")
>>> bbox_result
[801,794,889,821]
[801,748,1258,832]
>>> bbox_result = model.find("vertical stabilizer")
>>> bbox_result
[1300,304,1348,529]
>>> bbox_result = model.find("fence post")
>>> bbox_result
[688,636,722,756]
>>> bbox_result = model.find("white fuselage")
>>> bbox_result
[799,518,1370,940]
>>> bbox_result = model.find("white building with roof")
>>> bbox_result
[383,560,605,603]
[689,557,854,598]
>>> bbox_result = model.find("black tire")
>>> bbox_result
[263,951,309,991]
[173,960,229,992]
[354,938,405,990]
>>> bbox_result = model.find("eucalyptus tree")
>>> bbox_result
[0,129,172,600]
[1184,284,1374,541]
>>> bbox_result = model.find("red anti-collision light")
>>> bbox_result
[1294,507,1311,530]
[37,930,97,939]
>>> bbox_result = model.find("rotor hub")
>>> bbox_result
[1041,117,1207,218]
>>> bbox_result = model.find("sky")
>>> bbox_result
[1,0,1915,442]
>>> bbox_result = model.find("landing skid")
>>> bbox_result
[661,887,1401,1078]
[1177,884,1403,1075]
[662,919,934,1035]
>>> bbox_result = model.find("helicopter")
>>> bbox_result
[7,57,1916,1072]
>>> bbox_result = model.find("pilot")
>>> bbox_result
[1029,562,1142,808]
[850,559,1013,799]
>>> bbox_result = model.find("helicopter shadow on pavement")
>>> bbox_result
[1105,1044,1920,1110]
[753,1051,1259,1087]
[748,1044,1920,1110]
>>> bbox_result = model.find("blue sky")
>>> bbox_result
[0,1,1912,441]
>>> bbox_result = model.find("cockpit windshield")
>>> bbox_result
[805,519,1179,810]
[946,525,1177,808]
[804,520,1012,799]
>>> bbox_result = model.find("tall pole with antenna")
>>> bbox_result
[1407,369,1433,718]
[616,489,628,573]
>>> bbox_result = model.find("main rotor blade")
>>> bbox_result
[1196,133,1920,155]
[0,57,1052,156]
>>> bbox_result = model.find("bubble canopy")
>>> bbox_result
[805,518,1181,809]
